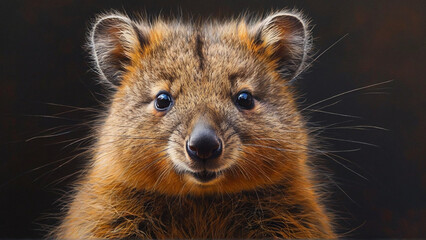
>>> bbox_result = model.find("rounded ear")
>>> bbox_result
[250,11,311,82]
[89,13,149,86]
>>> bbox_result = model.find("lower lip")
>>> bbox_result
[190,170,221,183]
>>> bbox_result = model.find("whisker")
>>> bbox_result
[305,109,361,119]
[44,102,101,113]
[319,148,361,153]
[45,169,86,188]
[314,100,342,111]
[318,136,378,147]
[292,33,349,81]
[152,164,172,190]
[326,152,365,170]
[17,114,84,122]
[59,135,94,150]
[325,175,358,205]
[321,152,367,180]
[238,152,278,180]
[322,125,388,131]
[33,150,90,183]
[26,131,74,142]
[301,80,393,112]
[361,91,391,95]
[242,143,306,154]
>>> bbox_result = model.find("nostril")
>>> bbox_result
[186,136,222,161]
[197,141,219,159]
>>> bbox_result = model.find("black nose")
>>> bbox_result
[186,123,222,162]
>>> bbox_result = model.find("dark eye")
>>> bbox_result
[235,91,255,110]
[155,91,173,111]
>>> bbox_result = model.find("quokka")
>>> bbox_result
[53,10,336,239]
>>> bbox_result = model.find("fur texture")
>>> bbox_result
[53,10,335,239]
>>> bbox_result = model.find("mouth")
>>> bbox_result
[189,170,222,183]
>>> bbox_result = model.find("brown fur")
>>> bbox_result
[53,10,336,239]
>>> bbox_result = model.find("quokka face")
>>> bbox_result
[90,11,313,195]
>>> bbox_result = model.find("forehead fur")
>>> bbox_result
[136,21,272,80]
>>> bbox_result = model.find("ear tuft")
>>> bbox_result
[89,13,148,86]
[250,11,312,82]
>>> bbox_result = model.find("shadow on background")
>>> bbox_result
[0,0,425,238]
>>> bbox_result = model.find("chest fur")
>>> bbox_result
[104,189,316,239]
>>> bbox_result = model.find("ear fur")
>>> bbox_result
[250,11,312,82]
[89,13,149,86]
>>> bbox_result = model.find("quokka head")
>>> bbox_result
[89,10,313,195]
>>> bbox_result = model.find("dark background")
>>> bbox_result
[1,0,425,238]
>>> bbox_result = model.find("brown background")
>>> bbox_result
[0,0,425,238]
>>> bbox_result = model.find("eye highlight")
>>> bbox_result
[235,91,255,110]
[155,91,173,111]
